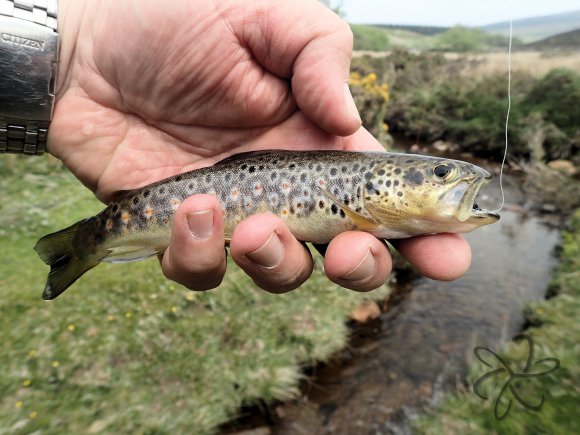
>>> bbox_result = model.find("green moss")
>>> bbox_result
[414,210,580,434]
[0,158,390,434]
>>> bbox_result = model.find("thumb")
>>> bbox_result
[291,24,362,136]
[230,0,361,136]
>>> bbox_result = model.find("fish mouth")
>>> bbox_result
[457,177,500,223]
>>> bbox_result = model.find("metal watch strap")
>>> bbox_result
[0,0,58,155]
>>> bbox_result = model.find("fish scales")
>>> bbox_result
[35,150,500,299]
[93,151,381,247]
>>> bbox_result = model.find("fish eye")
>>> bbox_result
[433,164,453,179]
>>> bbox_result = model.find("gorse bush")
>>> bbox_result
[354,51,580,162]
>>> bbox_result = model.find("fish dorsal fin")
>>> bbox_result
[214,150,279,166]
[111,189,133,201]
[315,186,378,232]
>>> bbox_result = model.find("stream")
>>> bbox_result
[227,170,562,434]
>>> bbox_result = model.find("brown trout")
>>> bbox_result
[35,150,499,299]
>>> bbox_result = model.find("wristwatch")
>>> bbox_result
[0,0,58,155]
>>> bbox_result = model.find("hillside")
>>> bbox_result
[524,28,580,50]
[482,9,580,42]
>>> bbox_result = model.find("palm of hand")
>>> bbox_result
[49,0,373,202]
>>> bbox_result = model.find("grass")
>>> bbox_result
[0,157,390,434]
[414,209,580,434]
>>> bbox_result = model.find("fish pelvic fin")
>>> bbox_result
[34,220,99,300]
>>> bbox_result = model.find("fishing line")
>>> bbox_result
[490,5,512,213]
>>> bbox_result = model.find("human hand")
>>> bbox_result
[49,0,471,293]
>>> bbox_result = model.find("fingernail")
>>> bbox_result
[344,81,362,124]
[187,210,213,240]
[246,232,284,269]
[341,249,375,281]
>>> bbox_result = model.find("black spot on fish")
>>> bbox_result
[366,181,374,191]
[397,191,403,197]
[316,164,322,171]
[378,169,386,176]
[259,165,264,170]
[239,173,246,181]
[378,179,384,185]
[271,173,277,180]
[290,206,295,214]
[289,164,296,170]
[355,207,362,212]
[175,175,182,182]
[334,188,340,196]
[387,160,394,164]
[319,200,325,208]
[159,187,166,195]
[241,164,248,170]
[340,209,346,218]
[364,172,373,180]
[331,204,339,215]
[395,168,402,175]
[133,197,139,205]
[394,180,399,187]
[365,196,371,201]
[330,168,337,176]
[225,173,232,182]
[188,183,194,190]
[406,159,415,164]
[303,190,308,196]
[405,169,424,185]
[112,204,119,213]
[353,163,360,171]
[249,166,256,173]
[341,166,348,173]
[143,190,150,198]
[300,173,307,182]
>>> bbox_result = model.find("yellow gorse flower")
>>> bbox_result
[349,72,389,102]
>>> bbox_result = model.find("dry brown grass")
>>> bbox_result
[353,51,580,77]
[446,51,580,77]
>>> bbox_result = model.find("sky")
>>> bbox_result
[340,0,580,26]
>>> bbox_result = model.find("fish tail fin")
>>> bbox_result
[34,220,99,300]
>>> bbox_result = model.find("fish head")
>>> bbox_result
[363,155,500,237]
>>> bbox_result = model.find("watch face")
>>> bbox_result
[0,14,58,121]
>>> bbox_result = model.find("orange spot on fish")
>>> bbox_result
[282,209,289,216]
[145,207,153,219]
[106,219,113,230]
[318,179,327,187]
[121,212,130,224]
[282,182,290,191]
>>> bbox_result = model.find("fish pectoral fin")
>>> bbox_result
[315,186,379,232]
[102,246,162,264]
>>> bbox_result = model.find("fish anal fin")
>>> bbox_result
[102,246,162,263]
[315,186,378,232]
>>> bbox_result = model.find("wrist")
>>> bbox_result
[55,0,86,99]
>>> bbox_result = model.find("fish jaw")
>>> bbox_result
[456,176,500,225]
